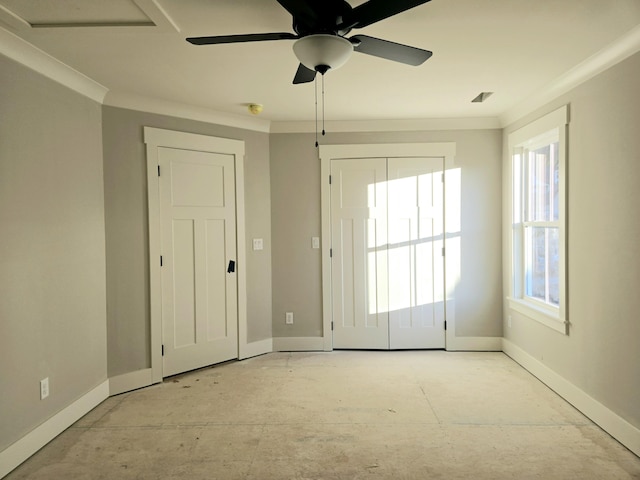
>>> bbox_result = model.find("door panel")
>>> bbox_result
[331,158,389,349]
[387,157,445,349]
[172,219,196,348]
[159,147,238,377]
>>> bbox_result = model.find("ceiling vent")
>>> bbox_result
[472,92,493,103]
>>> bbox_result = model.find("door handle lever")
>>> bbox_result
[227,260,235,273]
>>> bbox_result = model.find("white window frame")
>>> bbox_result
[508,106,568,335]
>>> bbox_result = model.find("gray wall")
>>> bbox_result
[102,107,272,378]
[271,129,503,339]
[0,56,107,451]
[503,51,640,429]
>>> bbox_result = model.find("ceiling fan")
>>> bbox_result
[186,0,433,84]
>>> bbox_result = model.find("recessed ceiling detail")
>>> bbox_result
[0,0,178,31]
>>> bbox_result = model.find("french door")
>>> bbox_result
[331,156,446,349]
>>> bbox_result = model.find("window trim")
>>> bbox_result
[508,105,568,335]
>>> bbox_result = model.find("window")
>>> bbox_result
[509,106,568,334]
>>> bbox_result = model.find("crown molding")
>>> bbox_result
[500,24,640,127]
[103,91,272,133]
[270,116,501,134]
[0,26,108,103]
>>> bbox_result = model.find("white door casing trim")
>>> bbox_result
[144,127,247,382]
[319,143,456,351]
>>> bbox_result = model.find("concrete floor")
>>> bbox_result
[6,351,640,479]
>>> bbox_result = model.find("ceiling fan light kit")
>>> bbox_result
[293,34,353,74]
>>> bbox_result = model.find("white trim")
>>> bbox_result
[0,381,109,478]
[0,26,108,103]
[501,24,640,127]
[271,117,501,133]
[273,337,326,352]
[0,4,29,30]
[319,148,333,352]
[445,336,502,352]
[132,0,180,32]
[502,339,640,457]
[105,91,271,133]
[508,298,567,335]
[143,127,247,381]
[508,105,568,147]
[320,142,456,161]
[239,338,273,360]
[108,368,154,396]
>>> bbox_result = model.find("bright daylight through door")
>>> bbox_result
[331,157,446,349]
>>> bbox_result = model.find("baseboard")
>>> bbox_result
[446,335,502,351]
[240,338,273,360]
[502,339,640,457]
[273,336,325,352]
[0,380,109,478]
[109,368,154,396]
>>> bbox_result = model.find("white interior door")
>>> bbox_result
[331,158,389,349]
[387,157,445,349]
[159,147,238,376]
[330,156,445,350]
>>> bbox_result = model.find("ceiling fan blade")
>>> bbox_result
[187,32,298,46]
[351,35,432,66]
[340,0,431,30]
[293,63,317,84]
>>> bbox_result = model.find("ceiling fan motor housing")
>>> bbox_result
[291,0,354,37]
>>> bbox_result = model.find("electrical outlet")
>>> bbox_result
[285,312,294,325]
[40,378,49,400]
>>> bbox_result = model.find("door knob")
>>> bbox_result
[227,260,235,273]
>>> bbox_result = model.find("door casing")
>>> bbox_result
[145,127,247,382]
[319,143,457,351]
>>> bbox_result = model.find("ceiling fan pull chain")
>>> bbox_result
[314,75,319,148]
[322,73,326,136]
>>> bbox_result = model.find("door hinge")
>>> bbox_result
[329,175,332,185]
[441,172,444,183]
[160,255,163,266]
[161,345,165,356]
[444,321,447,331]
[442,247,445,256]
[157,165,160,177]
[331,321,334,331]
[330,248,333,258]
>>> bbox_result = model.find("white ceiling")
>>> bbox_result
[2,0,640,125]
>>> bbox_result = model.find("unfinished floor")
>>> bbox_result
[6,351,640,479]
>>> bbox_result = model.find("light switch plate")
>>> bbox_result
[312,237,320,249]
[253,238,263,251]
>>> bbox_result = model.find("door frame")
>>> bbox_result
[144,127,247,382]
[319,143,456,351]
